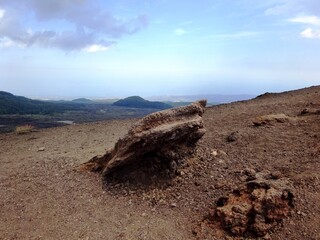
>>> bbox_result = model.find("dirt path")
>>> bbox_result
[1,86,320,239]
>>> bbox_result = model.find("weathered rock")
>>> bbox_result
[253,114,292,126]
[38,147,45,151]
[227,131,238,142]
[214,171,294,237]
[81,100,207,178]
[300,108,320,116]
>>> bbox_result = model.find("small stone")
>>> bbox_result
[263,233,271,240]
[38,147,45,151]
[211,150,218,156]
[170,203,177,208]
[298,211,307,217]
[141,213,147,217]
[194,181,201,186]
[300,108,309,115]
[244,168,256,180]
[159,199,167,205]
[219,150,227,156]
[269,171,282,180]
[227,132,238,142]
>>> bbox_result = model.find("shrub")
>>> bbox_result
[15,125,34,134]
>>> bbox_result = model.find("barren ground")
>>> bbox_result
[1,86,319,239]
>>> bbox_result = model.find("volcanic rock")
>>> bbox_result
[81,100,207,178]
[227,131,238,142]
[214,171,294,237]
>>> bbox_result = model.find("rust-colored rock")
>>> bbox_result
[214,171,294,237]
[81,100,207,178]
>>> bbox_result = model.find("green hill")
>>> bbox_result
[0,91,85,115]
[113,96,172,110]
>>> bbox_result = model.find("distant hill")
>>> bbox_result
[72,98,94,104]
[113,96,172,110]
[0,91,85,115]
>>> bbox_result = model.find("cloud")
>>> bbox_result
[300,28,320,39]
[288,14,320,40]
[84,44,109,53]
[0,0,149,52]
[0,8,4,18]
[289,16,320,25]
[0,37,18,48]
[174,28,187,36]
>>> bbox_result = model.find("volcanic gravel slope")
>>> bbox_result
[0,86,319,239]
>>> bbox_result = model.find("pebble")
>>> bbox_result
[38,147,45,151]
[219,150,227,156]
[297,211,307,217]
[170,203,177,208]
[211,150,218,157]
[263,233,271,240]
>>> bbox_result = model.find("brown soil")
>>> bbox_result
[1,86,319,240]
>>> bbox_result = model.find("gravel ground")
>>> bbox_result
[1,86,319,239]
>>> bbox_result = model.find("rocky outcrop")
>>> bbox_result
[253,114,293,126]
[214,171,294,237]
[300,108,320,115]
[81,100,207,178]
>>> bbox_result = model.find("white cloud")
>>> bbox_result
[0,0,148,52]
[289,15,320,25]
[0,37,25,48]
[300,28,320,39]
[287,14,320,40]
[84,44,108,53]
[0,8,5,19]
[174,28,187,36]
[0,38,13,48]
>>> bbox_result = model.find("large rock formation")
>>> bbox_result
[81,100,207,179]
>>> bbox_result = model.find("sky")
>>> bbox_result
[0,0,320,99]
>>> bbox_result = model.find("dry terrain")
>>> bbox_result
[1,86,319,239]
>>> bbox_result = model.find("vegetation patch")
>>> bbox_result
[15,124,35,134]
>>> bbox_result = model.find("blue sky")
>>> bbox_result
[0,0,320,98]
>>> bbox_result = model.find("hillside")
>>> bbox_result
[0,92,172,133]
[0,91,85,114]
[71,98,94,104]
[113,96,172,109]
[0,86,319,239]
